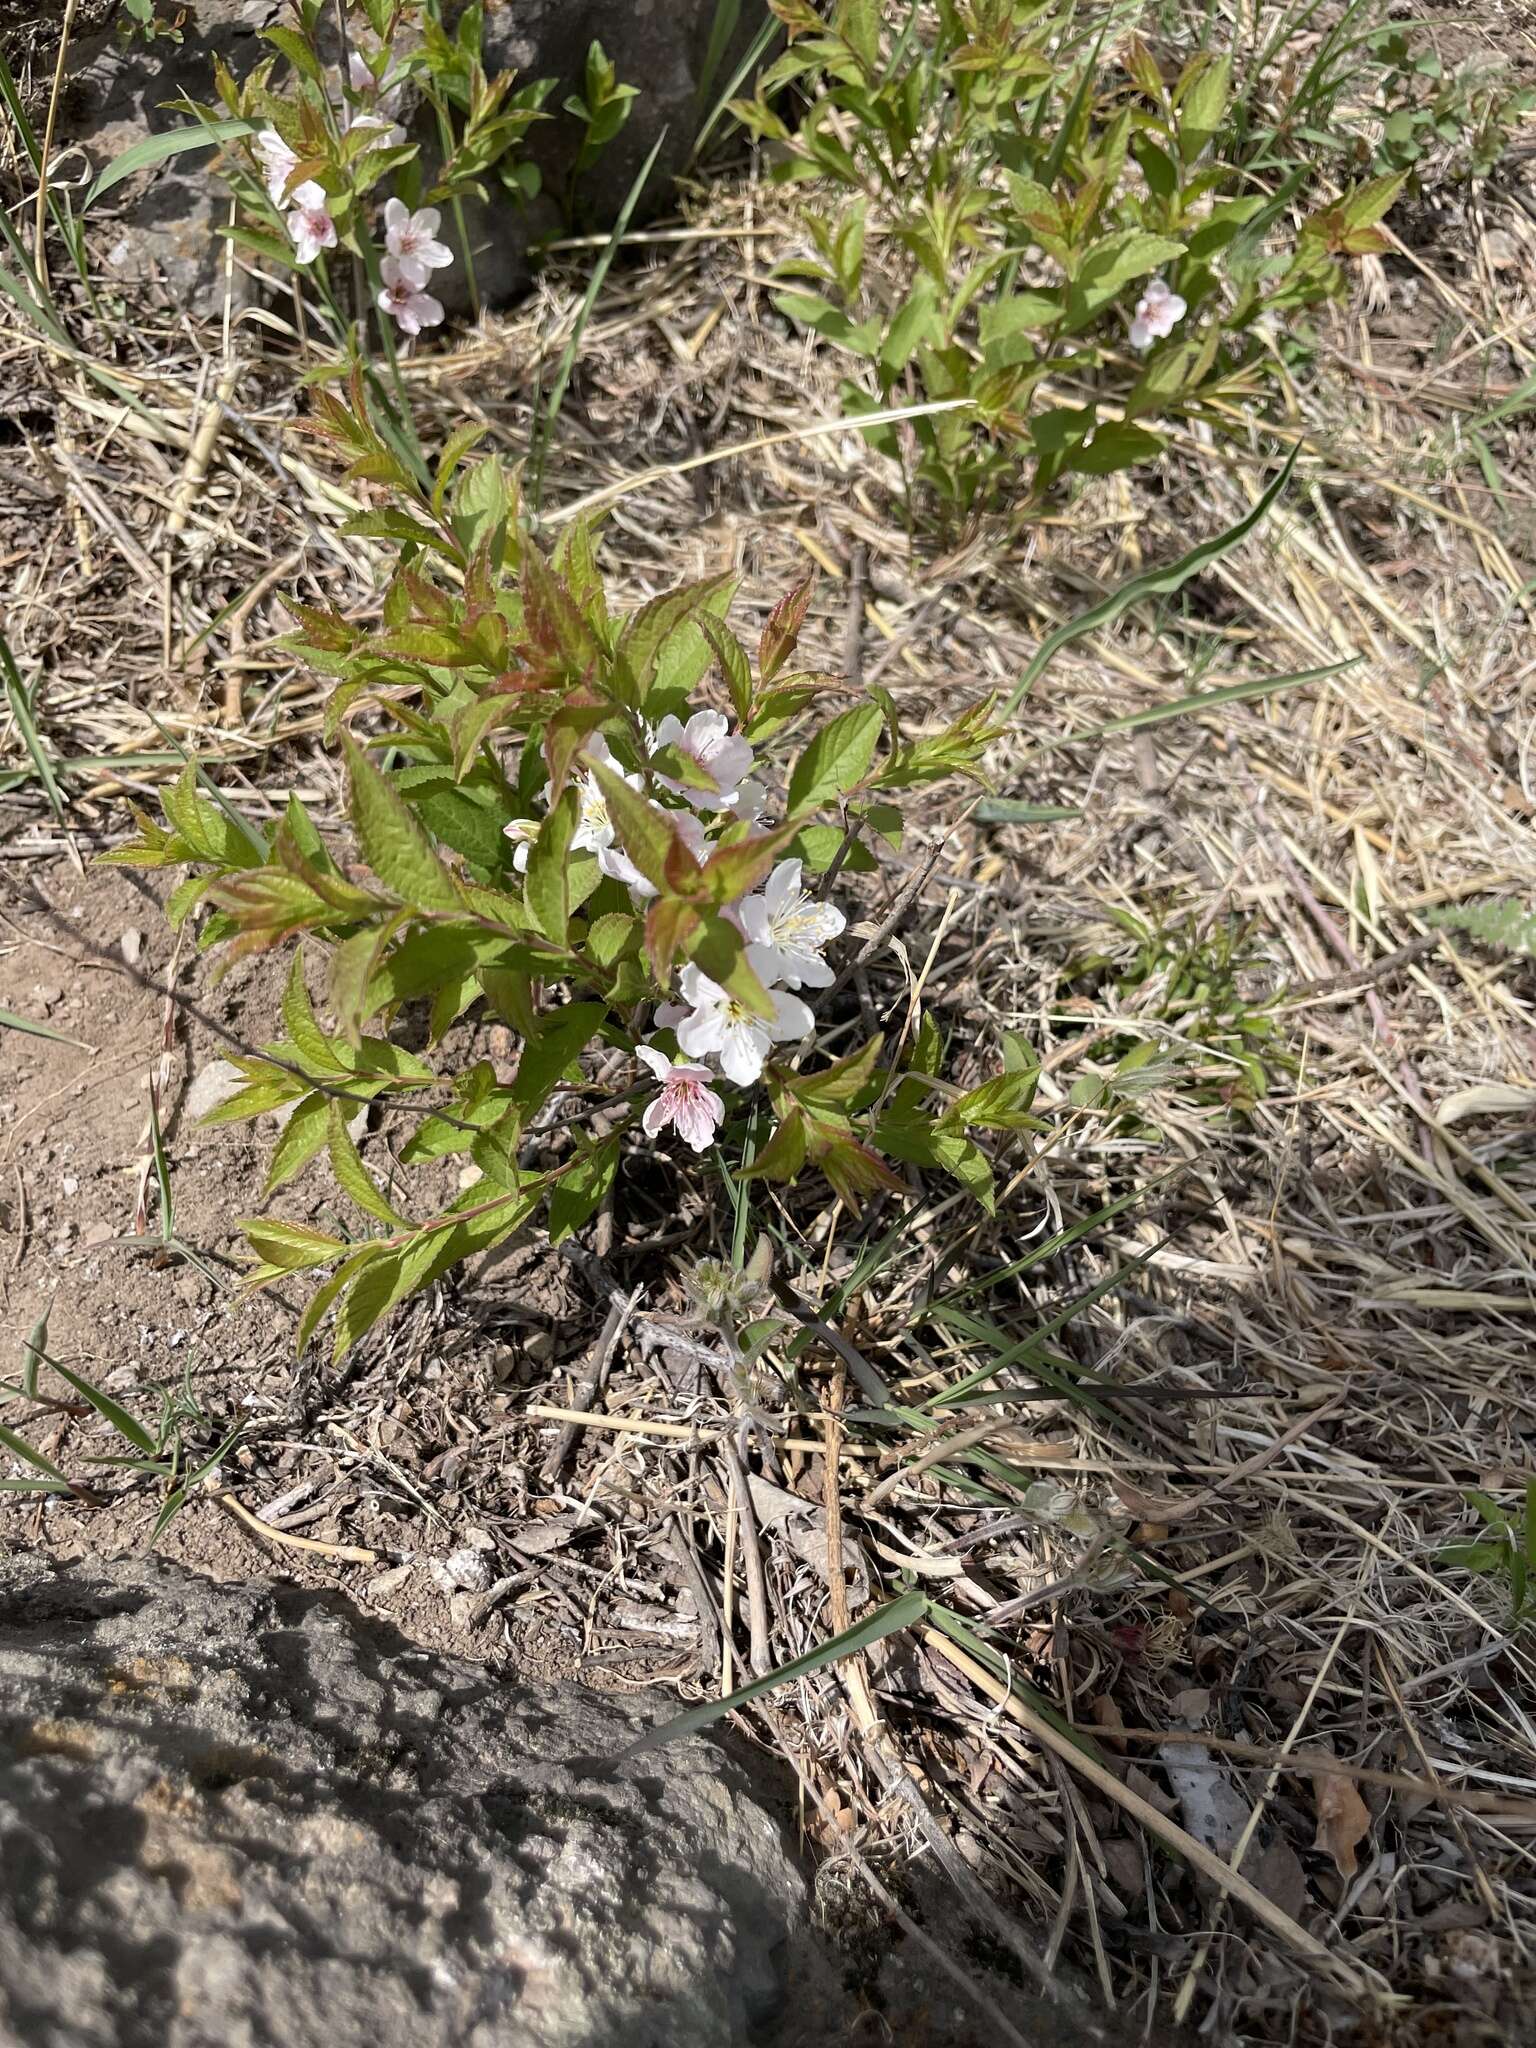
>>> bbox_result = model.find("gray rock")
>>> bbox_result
[46,0,771,313]
[0,1553,816,2047]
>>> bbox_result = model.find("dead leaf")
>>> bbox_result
[1311,1767,1371,1877]
[1091,1694,1128,1751]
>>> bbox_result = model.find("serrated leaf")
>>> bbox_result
[786,702,883,812]
[240,1219,350,1271]
[326,1101,406,1228]
[344,736,462,911]
[265,1090,330,1193]
[525,785,577,943]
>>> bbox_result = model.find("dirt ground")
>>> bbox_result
[0,856,690,1684]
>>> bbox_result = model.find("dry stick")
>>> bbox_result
[1100,1728,1536,1818]
[720,1436,772,1677]
[33,0,79,283]
[540,1285,641,1485]
[920,1628,1386,1999]
[217,1491,377,1565]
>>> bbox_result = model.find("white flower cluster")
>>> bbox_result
[504,711,849,1150]
[253,50,449,338]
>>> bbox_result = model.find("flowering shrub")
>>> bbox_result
[191,1,636,352]
[105,393,1022,1357]
[737,0,1404,521]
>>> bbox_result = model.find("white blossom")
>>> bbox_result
[738,859,844,989]
[383,198,453,291]
[254,127,300,207]
[377,255,444,336]
[285,181,338,265]
[674,960,813,1086]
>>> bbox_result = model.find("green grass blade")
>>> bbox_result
[691,11,779,161]
[36,1352,156,1455]
[1004,445,1300,716]
[617,1589,929,1758]
[20,1304,50,1401]
[972,800,1080,824]
[0,1418,69,1484]
[1047,657,1358,749]
[531,127,670,511]
[1,629,70,825]
[0,1008,93,1048]
[83,117,256,212]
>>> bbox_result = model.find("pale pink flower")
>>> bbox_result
[254,127,300,207]
[348,50,376,94]
[651,710,755,812]
[675,960,813,1086]
[738,859,845,990]
[383,197,453,290]
[285,181,337,265]
[1129,277,1186,350]
[377,255,444,336]
[637,1044,725,1153]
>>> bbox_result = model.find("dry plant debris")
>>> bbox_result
[4,11,1536,2042]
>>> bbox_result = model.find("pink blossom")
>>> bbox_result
[637,1044,725,1153]
[285,181,337,265]
[1129,277,1186,351]
[383,198,453,291]
[377,255,444,337]
[651,710,756,812]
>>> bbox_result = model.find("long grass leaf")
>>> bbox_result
[1004,445,1300,716]
[691,12,779,161]
[1046,657,1358,749]
[37,1352,156,1455]
[531,128,670,511]
[0,1419,68,1483]
[20,1304,50,1401]
[0,1008,93,1048]
[617,1590,929,1757]
[84,117,256,211]
[1,630,69,823]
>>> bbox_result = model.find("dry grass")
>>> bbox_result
[5,31,1536,2046]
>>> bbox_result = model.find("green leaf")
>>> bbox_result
[42,1355,156,1455]
[240,1219,350,1272]
[1055,659,1357,746]
[1069,421,1166,475]
[589,759,696,896]
[265,1091,330,1194]
[0,1007,91,1048]
[616,1590,929,1758]
[978,290,1061,368]
[0,1418,69,1487]
[344,736,462,911]
[524,785,578,944]
[1066,231,1185,325]
[1005,447,1301,715]
[547,1135,620,1244]
[512,1002,605,1116]
[786,702,883,813]
[1425,898,1536,957]
[327,1102,407,1228]
[83,117,256,210]
[1178,53,1231,161]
